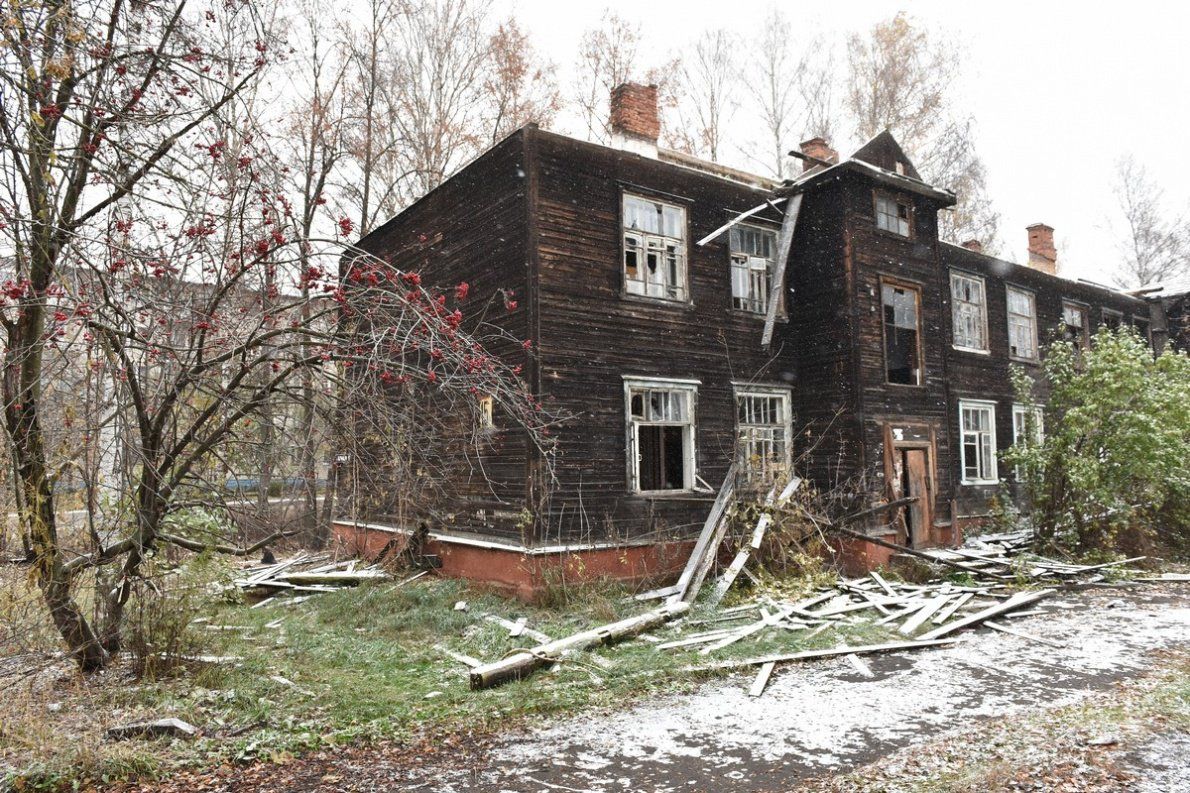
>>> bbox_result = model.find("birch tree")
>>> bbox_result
[573,12,641,143]
[1109,155,1190,288]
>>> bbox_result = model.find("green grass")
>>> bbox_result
[1,572,932,790]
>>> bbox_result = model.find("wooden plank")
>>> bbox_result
[869,571,897,597]
[698,638,958,671]
[707,550,751,607]
[917,590,1056,641]
[700,605,795,654]
[762,193,803,348]
[899,595,951,635]
[695,198,787,247]
[674,463,738,603]
[635,584,680,601]
[932,592,973,625]
[984,621,1065,648]
[748,661,776,697]
[845,653,875,678]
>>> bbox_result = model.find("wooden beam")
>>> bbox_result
[673,463,738,602]
[762,193,803,349]
[696,198,787,247]
[917,589,1056,641]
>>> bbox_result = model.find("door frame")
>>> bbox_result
[882,422,938,546]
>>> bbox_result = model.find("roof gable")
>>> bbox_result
[852,130,921,181]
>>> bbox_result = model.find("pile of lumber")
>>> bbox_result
[914,530,1147,585]
[232,553,391,606]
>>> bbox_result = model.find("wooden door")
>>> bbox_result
[903,449,932,547]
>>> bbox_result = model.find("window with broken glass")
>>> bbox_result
[875,194,912,237]
[623,194,687,302]
[1011,403,1044,480]
[626,381,696,492]
[951,272,988,352]
[735,389,791,482]
[1101,309,1123,332]
[959,400,997,484]
[729,224,778,314]
[882,282,922,385]
[1061,301,1089,349]
[1006,286,1038,361]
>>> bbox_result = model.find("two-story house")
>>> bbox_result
[333,83,1162,594]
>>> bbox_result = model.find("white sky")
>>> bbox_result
[491,0,1190,286]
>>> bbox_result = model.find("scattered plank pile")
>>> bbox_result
[915,530,1147,585]
[232,553,392,607]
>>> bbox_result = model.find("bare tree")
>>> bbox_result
[845,13,999,249]
[484,18,560,144]
[573,12,641,143]
[1109,156,1190,288]
[669,30,737,162]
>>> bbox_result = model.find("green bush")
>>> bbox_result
[1004,328,1190,556]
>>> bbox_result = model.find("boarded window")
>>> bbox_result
[729,224,778,314]
[882,282,921,384]
[951,272,988,351]
[623,195,687,302]
[736,389,791,481]
[875,194,911,236]
[627,382,695,491]
[1062,302,1089,349]
[1006,286,1038,361]
[959,400,997,484]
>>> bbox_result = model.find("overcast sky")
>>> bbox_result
[491,0,1189,286]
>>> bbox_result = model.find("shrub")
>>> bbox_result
[1004,328,1190,556]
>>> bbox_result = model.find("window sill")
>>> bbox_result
[629,490,713,501]
[729,308,788,323]
[960,479,1000,487]
[1008,355,1040,365]
[952,345,991,356]
[884,381,926,389]
[874,227,914,243]
[622,291,693,310]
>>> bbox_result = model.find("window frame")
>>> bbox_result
[1061,300,1090,349]
[1011,403,1044,480]
[623,376,699,495]
[733,384,793,483]
[1005,284,1039,363]
[950,270,990,354]
[873,191,913,239]
[880,276,924,386]
[958,399,998,485]
[728,222,783,317]
[1101,308,1124,332]
[477,395,495,431]
[621,192,690,305]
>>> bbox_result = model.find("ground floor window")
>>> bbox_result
[735,388,792,482]
[959,399,998,484]
[625,378,697,492]
[1011,403,1044,479]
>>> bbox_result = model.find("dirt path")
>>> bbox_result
[394,586,1190,792]
[121,586,1189,792]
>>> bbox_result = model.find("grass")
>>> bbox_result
[0,567,914,791]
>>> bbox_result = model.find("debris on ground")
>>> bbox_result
[232,553,391,606]
[105,718,198,741]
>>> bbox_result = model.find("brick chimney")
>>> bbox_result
[961,239,983,254]
[610,83,659,157]
[799,137,839,172]
[1026,223,1057,275]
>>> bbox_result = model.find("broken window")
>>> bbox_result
[1062,301,1089,349]
[478,395,495,430]
[951,271,988,352]
[623,194,687,302]
[735,389,791,482]
[729,224,778,314]
[882,282,921,385]
[1011,403,1044,480]
[1006,286,1038,361]
[959,400,997,484]
[626,380,696,492]
[875,194,911,237]
[1101,309,1123,332]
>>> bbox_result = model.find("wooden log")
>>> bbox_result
[917,589,1056,641]
[469,601,690,690]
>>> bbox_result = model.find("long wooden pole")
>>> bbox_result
[469,601,690,690]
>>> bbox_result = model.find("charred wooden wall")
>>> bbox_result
[350,131,534,539]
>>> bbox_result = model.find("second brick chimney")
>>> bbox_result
[799,137,839,172]
[610,83,659,157]
[1026,223,1057,276]
[961,239,983,254]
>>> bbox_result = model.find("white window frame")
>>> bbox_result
[875,194,911,237]
[951,271,989,353]
[729,223,779,315]
[1006,285,1038,362]
[623,376,698,493]
[622,194,688,303]
[1062,300,1089,349]
[958,399,998,485]
[733,385,793,482]
[1011,403,1044,479]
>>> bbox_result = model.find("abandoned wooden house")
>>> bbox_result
[333,83,1169,595]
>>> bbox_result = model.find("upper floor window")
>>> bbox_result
[729,224,778,314]
[478,395,495,430]
[1101,309,1123,332]
[875,194,911,237]
[625,378,697,492]
[959,399,998,485]
[882,281,922,385]
[1006,286,1038,361]
[951,272,988,352]
[623,194,687,302]
[735,388,792,482]
[1061,301,1089,349]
